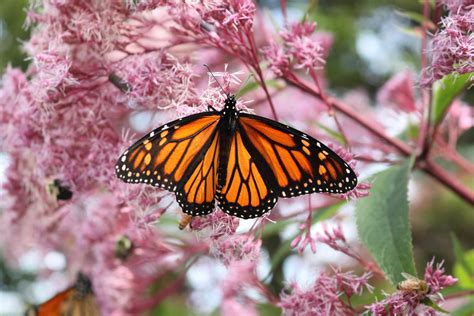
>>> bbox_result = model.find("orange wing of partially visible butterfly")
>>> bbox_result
[238,113,358,197]
[26,274,99,316]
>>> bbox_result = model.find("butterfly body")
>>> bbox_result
[116,94,357,219]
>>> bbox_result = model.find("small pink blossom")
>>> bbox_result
[424,259,458,293]
[281,22,331,71]
[291,216,317,254]
[377,71,418,112]
[115,52,197,111]
[279,270,373,315]
[261,41,290,76]
[221,260,260,316]
[213,234,261,266]
[262,22,332,75]
[440,0,474,12]
[448,99,474,131]
[190,210,240,240]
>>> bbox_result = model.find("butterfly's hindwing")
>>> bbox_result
[175,128,220,216]
[216,128,279,219]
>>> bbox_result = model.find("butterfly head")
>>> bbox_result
[224,95,237,110]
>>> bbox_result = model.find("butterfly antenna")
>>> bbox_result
[236,73,254,98]
[203,64,227,96]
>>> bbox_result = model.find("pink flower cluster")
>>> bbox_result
[367,260,457,315]
[262,22,332,77]
[279,270,373,315]
[424,1,474,84]
[262,22,333,75]
[377,71,418,113]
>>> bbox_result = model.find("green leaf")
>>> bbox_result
[235,79,283,98]
[453,250,474,289]
[316,123,346,145]
[395,10,436,29]
[355,159,416,286]
[451,234,474,277]
[431,72,473,125]
[422,298,450,314]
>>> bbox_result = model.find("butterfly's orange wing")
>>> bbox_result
[238,113,358,198]
[116,113,221,216]
[176,127,220,216]
[216,129,279,219]
[25,288,72,316]
[26,285,98,316]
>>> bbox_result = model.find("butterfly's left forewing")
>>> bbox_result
[116,113,223,216]
[116,113,221,192]
[239,113,357,197]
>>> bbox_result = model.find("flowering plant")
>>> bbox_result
[0,0,472,315]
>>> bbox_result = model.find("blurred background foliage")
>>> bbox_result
[0,0,472,314]
[0,1,30,72]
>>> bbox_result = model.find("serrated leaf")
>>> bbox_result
[355,159,416,286]
[431,72,473,125]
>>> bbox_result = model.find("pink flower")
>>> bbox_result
[56,194,178,315]
[424,6,474,84]
[424,259,458,293]
[261,41,290,76]
[262,22,333,75]
[221,260,260,316]
[367,260,457,315]
[448,99,473,131]
[213,234,261,266]
[282,22,331,71]
[377,71,418,112]
[115,52,198,111]
[440,0,474,12]
[190,210,240,240]
[279,270,373,315]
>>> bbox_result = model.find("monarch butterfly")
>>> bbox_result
[25,273,99,316]
[116,86,357,219]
